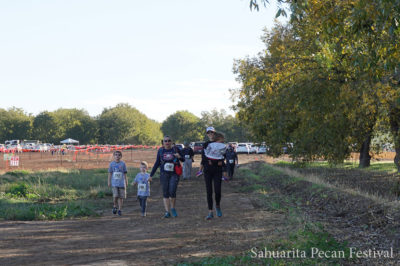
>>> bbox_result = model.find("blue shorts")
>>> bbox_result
[160,171,179,198]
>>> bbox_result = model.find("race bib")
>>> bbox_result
[138,183,146,193]
[164,163,174,172]
[229,159,234,164]
[185,155,190,159]
[113,172,123,180]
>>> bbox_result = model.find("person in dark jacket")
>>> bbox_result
[182,142,194,180]
[225,144,238,180]
[150,135,184,218]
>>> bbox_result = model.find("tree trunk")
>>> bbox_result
[389,106,400,173]
[394,147,400,173]
[359,134,372,168]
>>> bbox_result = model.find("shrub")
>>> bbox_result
[7,183,29,197]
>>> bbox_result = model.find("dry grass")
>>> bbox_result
[271,165,400,208]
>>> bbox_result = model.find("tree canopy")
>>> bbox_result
[161,111,203,143]
[236,0,400,168]
[98,103,162,145]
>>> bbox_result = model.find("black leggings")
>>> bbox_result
[204,167,222,210]
[227,163,235,178]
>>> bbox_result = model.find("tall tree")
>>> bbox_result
[0,107,32,142]
[52,108,98,144]
[200,109,251,142]
[238,0,400,168]
[161,111,203,143]
[98,103,162,145]
[32,111,58,143]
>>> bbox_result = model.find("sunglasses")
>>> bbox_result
[164,140,172,142]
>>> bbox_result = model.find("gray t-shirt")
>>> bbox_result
[108,161,127,187]
[134,172,150,196]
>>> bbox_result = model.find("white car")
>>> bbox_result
[257,145,268,154]
[236,143,250,154]
[249,144,258,154]
[23,143,36,150]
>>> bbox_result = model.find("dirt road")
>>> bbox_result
[0,171,284,265]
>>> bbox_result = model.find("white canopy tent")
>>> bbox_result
[60,138,79,145]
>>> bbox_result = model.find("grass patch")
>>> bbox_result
[180,163,352,265]
[0,167,141,220]
[0,199,104,220]
[275,160,397,173]
[179,223,350,265]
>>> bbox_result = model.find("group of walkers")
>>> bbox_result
[107,126,238,220]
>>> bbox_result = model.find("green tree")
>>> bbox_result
[0,107,32,142]
[239,0,400,168]
[52,108,98,144]
[32,111,58,143]
[286,0,400,167]
[161,111,203,143]
[200,109,251,142]
[233,22,377,163]
[98,103,162,145]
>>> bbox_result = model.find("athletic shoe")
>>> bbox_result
[171,208,178,217]
[196,170,203,177]
[141,212,146,217]
[164,212,171,218]
[216,207,222,217]
[205,212,214,220]
[117,210,122,216]
[112,207,117,215]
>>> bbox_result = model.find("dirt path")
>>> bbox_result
[0,171,284,265]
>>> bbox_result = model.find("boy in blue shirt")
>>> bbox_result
[132,161,152,217]
[108,150,128,216]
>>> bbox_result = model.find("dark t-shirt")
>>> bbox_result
[182,147,194,159]
[225,148,238,163]
[150,147,185,177]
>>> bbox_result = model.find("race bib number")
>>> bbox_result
[229,159,234,164]
[138,183,146,193]
[164,163,174,172]
[185,155,190,159]
[113,172,123,180]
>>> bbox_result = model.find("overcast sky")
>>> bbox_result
[0,0,286,122]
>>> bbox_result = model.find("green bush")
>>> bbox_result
[6,183,29,197]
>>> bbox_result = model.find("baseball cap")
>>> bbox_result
[206,126,215,133]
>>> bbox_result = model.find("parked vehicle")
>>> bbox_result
[193,142,205,154]
[23,143,36,150]
[249,144,258,154]
[257,145,268,154]
[236,143,250,154]
[5,140,20,147]
[282,143,293,154]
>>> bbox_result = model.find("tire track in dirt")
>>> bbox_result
[0,170,284,265]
